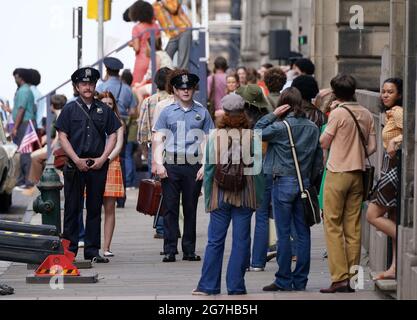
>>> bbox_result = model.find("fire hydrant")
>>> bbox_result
[33,165,63,233]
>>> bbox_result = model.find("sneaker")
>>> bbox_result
[192,289,209,296]
[103,250,114,257]
[78,241,85,248]
[250,267,265,272]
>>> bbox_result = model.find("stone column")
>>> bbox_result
[240,0,260,64]
[389,0,406,78]
[310,0,339,88]
[397,0,417,300]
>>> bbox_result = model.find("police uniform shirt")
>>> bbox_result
[55,98,121,158]
[96,77,137,118]
[153,101,214,155]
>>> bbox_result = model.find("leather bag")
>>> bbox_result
[136,178,163,218]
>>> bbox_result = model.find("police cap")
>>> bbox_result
[170,73,199,89]
[71,67,100,84]
[103,57,124,71]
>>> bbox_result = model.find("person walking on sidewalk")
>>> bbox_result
[367,78,403,281]
[255,88,323,292]
[55,67,121,263]
[193,94,264,296]
[319,74,377,293]
[153,69,214,262]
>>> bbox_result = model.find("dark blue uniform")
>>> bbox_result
[154,100,214,258]
[55,97,121,258]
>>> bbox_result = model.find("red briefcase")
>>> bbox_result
[136,178,163,218]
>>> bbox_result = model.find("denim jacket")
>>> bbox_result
[254,112,323,181]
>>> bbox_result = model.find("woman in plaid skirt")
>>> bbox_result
[97,91,125,257]
[366,78,403,280]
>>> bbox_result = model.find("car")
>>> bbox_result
[0,119,20,212]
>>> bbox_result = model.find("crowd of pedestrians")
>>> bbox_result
[0,0,402,297]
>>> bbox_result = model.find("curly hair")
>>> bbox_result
[264,67,287,93]
[216,112,251,129]
[129,0,154,24]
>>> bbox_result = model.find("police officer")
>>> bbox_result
[97,57,138,207]
[56,67,121,263]
[153,69,214,262]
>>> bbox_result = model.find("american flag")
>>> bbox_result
[17,120,40,154]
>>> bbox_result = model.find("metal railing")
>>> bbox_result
[39,27,208,158]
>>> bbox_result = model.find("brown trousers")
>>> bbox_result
[323,171,363,282]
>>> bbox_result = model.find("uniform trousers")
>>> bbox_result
[63,161,109,258]
[161,163,202,255]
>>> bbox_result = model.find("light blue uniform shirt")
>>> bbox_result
[154,101,214,155]
[96,77,137,118]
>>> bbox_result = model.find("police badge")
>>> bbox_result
[85,69,92,77]
[97,108,103,114]
[182,74,189,84]
[195,114,202,121]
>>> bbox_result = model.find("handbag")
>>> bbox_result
[283,120,321,227]
[53,147,68,170]
[339,105,375,201]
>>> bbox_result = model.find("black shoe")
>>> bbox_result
[162,254,176,262]
[183,254,201,261]
[262,283,292,292]
[88,255,109,263]
[0,284,14,295]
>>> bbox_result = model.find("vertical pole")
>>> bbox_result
[198,31,207,107]
[201,0,209,61]
[191,0,198,41]
[46,93,54,160]
[78,7,83,69]
[150,29,157,95]
[98,0,104,76]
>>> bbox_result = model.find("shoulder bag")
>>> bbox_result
[283,120,321,227]
[339,105,375,201]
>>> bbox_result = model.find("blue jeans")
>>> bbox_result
[125,142,137,188]
[196,201,252,295]
[272,176,311,290]
[79,196,85,241]
[251,174,273,268]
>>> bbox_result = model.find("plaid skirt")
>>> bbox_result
[104,157,125,198]
[370,151,399,208]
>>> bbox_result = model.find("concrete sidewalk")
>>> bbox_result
[0,188,386,300]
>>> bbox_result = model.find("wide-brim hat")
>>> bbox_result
[171,73,199,89]
[236,84,272,112]
[71,67,100,83]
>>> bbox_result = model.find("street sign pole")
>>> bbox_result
[98,0,104,76]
